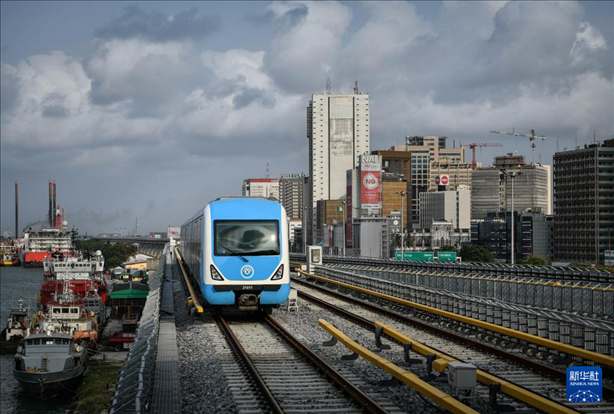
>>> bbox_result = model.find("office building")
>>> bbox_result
[553,139,614,264]
[288,218,302,248]
[471,155,551,220]
[428,159,474,192]
[471,211,553,262]
[345,154,382,246]
[419,188,471,230]
[372,150,412,232]
[307,84,370,243]
[242,178,279,200]
[381,177,410,222]
[279,174,305,219]
[389,136,464,225]
[315,199,345,244]
[352,217,390,258]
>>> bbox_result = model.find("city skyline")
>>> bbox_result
[1,1,612,235]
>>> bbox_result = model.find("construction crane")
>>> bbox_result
[490,129,546,165]
[461,143,504,169]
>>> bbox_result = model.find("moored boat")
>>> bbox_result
[40,251,108,306]
[37,286,100,347]
[0,242,21,266]
[0,298,31,354]
[23,228,74,267]
[13,332,87,399]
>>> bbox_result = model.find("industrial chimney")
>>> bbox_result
[53,180,57,227]
[48,180,53,227]
[15,180,18,238]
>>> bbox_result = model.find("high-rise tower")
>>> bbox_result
[306,82,370,243]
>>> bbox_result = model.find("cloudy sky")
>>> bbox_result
[1,1,612,235]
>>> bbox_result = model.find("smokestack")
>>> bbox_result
[49,180,53,227]
[53,180,57,227]
[15,180,19,238]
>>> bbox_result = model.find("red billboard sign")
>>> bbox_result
[361,171,381,207]
[435,175,449,186]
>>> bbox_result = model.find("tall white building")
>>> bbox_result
[242,178,279,200]
[306,84,370,242]
[419,188,471,230]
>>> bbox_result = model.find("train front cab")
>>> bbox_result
[201,200,290,312]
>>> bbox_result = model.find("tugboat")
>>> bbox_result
[0,298,31,354]
[40,251,108,307]
[0,244,21,266]
[13,332,87,399]
[38,284,99,347]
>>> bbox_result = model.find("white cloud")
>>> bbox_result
[343,2,432,71]
[202,49,270,89]
[570,21,608,65]
[85,38,190,105]
[263,1,352,92]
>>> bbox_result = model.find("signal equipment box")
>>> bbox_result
[307,246,322,273]
[448,362,477,404]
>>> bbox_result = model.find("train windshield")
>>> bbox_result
[214,220,280,256]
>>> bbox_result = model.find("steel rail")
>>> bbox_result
[264,316,389,414]
[214,315,284,414]
[293,277,614,401]
[318,319,480,414]
[297,270,614,368]
[299,288,583,414]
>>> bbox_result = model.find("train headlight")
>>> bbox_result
[270,264,284,281]
[210,265,224,281]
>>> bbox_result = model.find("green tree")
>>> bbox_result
[440,245,457,252]
[393,233,413,249]
[75,239,137,270]
[517,255,547,265]
[460,245,493,263]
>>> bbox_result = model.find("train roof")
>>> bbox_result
[183,197,284,225]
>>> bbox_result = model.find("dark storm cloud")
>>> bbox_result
[95,5,221,42]
[232,87,275,109]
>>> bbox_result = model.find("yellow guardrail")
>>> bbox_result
[298,270,614,368]
[318,319,479,414]
[377,323,578,414]
[174,247,204,314]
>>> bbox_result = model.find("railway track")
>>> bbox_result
[289,254,614,284]
[291,275,614,414]
[214,314,398,414]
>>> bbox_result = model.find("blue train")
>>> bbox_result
[180,197,290,312]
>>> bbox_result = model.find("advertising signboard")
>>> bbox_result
[167,226,181,239]
[395,251,434,261]
[434,175,450,186]
[438,251,457,262]
[360,155,382,210]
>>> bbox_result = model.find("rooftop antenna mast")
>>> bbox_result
[326,77,331,95]
[266,162,270,178]
[354,81,359,94]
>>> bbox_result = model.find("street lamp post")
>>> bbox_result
[303,206,308,254]
[341,201,346,256]
[505,171,521,265]
[396,191,406,260]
